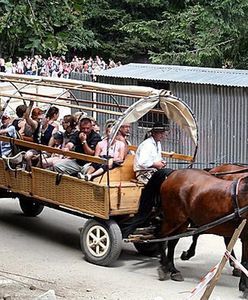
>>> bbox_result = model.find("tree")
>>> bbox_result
[0,0,98,58]
[122,0,248,68]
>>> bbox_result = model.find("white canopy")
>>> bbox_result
[110,89,198,146]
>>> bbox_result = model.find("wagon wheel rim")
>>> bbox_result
[86,225,110,257]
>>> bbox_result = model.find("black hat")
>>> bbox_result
[151,122,167,132]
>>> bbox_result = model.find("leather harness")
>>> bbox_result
[231,179,242,220]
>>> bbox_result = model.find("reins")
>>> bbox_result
[126,204,248,243]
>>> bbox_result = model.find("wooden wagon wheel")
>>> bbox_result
[80,219,122,266]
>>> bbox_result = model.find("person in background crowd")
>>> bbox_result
[16,57,24,74]
[1,55,121,77]
[0,58,5,72]
[5,58,13,74]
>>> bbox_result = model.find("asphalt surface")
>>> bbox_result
[0,197,244,300]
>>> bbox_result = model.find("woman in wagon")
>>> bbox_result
[0,113,17,157]
[79,119,125,181]
[24,101,57,170]
[134,122,168,184]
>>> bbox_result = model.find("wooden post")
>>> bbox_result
[200,219,246,300]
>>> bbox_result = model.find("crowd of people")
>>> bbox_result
[0,55,122,78]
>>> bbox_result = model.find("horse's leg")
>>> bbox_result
[181,234,199,261]
[158,241,169,281]
[167,239,184,281]
[239,239,248,297]
[223,236,241,277]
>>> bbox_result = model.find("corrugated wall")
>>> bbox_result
[171,83,248,167]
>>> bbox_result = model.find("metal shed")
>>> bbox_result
[95,64,248,167]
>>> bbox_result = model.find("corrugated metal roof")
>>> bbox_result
[99,63,248,87]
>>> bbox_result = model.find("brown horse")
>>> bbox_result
[180,164,248,277]
[155,168,248,295]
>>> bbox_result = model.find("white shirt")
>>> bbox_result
[134,136,162,171]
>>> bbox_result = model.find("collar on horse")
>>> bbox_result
[231,179,242,220]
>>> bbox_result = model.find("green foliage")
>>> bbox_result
[0,0,248,68]
[0,0,97,57]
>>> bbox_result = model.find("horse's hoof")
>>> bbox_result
[239,282,245,292]
[157,266,169,281]
[180,251,190,261]
[170,272,184,282]
[232,268,241,277]
[242,290,248,299]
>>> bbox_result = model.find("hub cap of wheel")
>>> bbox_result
[86,225,110,257]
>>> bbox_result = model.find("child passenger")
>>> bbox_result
[79,120,125,181]
[42,131,64,169]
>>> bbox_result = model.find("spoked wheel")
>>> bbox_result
[80,219,122,266]
[134,242,159,257]
[19,197,44,217]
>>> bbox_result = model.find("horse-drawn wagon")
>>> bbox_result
[0,73,198,266]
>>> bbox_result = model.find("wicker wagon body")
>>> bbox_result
[0,155,142,220]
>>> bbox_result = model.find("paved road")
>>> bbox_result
[0,198,243,299]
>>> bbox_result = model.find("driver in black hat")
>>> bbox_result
[134,121,168,184]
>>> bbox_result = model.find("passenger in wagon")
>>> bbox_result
[12,104,27,138]
[42,115,78,169]
[42,131,64,169]
[116,123,132,157]
[46,106,60,130]
[79,119,125,181]
[23,105,43,141]
[53,117,101,176]
[0,113,17,157]
[134,122,168,184]
[48,114,77,148]
[24,101,57,170]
